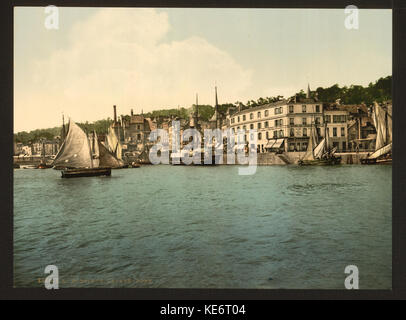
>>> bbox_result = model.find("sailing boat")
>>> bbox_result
[52,119,111,178]
[105,125,128,168]
[361,102,392,164]
[298,121,341,166]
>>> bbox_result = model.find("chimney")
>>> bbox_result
[113,105,117,123]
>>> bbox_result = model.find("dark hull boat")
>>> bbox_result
[61,167,111,178]
[52,120,112,178]
[299,157,341,166]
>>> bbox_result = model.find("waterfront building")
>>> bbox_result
[226,87,324,153]
[323,106,349,152]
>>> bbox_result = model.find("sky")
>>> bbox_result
[14,7,392,132]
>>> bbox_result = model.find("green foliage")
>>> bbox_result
[14,127,60,144]
[143,108,189,123]
[76,118,113,135]
[194,105,214,122]
[313,76,391,104]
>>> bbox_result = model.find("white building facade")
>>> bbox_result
[227,98,325,153]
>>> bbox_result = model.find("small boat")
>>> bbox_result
[298,121,341,166]
[52,119,112,178]
[361,102,392,165]
[21,165,37,169]
[36,163,53,169]
[129,162,140,168]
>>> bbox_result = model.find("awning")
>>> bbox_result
[265,139,276,148]
[273,138,285,148]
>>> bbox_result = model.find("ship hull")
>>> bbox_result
[298,157,341,166]
[61,167,111,178]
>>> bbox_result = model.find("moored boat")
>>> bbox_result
[361,102,392,165]
[298,120,341,166]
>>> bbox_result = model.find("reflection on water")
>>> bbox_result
[14,165,391,289]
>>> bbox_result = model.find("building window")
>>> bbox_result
[302,118,307,125]
[265,110,269,117]
[258,132,262,140]
[302,142,308,151]
[250,113,254,120]
[315,117,320,124]
[273,131,277,138]
[243,115,246,121]
[137,134,141,140]
[290,118,294,125]
[231,118,235,124]
[237,116,240,122]
[280,119,283,125]
[257,112,261,118]
[325,115,331,123]
[303,128,307,136]
[290,128,294,137]
[341,127,345,136]
[265,121,269,128]
[333,127,337,137]
[302,105,307,113]
[316,105,320,112]
[250,124,254,129]
[279,130,283,138]
[333,115,346,123]
[289,105,294,113]
[266,131,270,139]
[289,143,295,151]
[258,122,262,129]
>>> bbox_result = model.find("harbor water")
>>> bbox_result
[14,165,392,289]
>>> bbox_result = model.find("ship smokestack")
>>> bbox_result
[113,105,117,123]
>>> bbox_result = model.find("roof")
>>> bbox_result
[231,100,288,117]
[324,104,368,114]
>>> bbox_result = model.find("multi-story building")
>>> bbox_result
[323,107,349,152]
[227,92,324,153]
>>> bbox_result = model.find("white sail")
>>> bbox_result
[373,102,388,150]
[106,125,123,160]
[313,138,326,159]
[387,106,392,143]
[91,131,100,167]
[302,127,315,161]
[52,119,93,168]
[368,143,392,160]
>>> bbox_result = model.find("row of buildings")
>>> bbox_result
[113,85,382,156]
[14,85,389,158]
